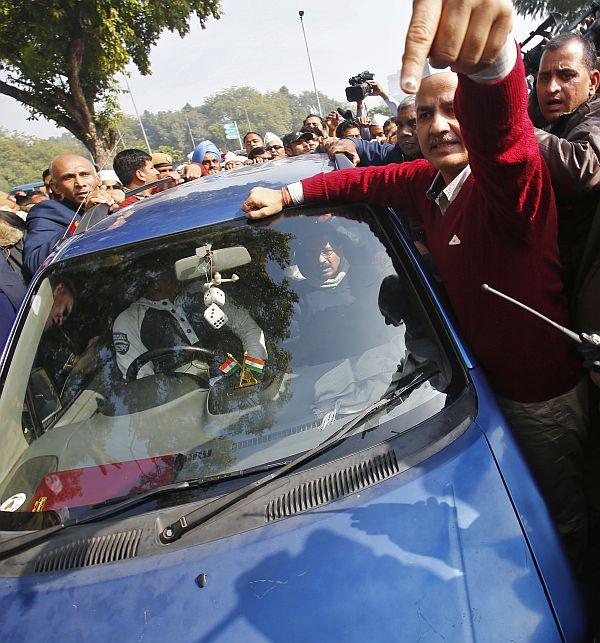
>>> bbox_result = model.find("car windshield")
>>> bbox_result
[0,205,460,518]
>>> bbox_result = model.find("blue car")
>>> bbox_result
[0,155,589,641]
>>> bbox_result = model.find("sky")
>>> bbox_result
[0,0,539,138]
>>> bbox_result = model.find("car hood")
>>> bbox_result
[0,428,561,642]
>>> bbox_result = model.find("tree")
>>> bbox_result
[513,0,586,18]
[0,1,220,166]
[0,128,85,192]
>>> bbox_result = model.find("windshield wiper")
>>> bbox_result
[158,363,440,545]
[0,460,288,562]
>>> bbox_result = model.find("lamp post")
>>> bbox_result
[298,10,323,117]
[124,76,152,154]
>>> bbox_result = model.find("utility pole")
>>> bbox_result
[124,76,152,154]
[184,113,196,148]
[298,10,323,117]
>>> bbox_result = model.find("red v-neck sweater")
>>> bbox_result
[300,57,581,403]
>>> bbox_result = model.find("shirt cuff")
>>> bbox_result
[287,182,304,205]
[466,37,517,84]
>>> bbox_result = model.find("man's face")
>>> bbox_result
[304,116,325,136]
[244,134,263,153]
[286,139,311,156]
[202,154,222,174]
[416,74,467,181]
[342,125,361,138]
[137,160,160,185]
[395,106,420,158]
[43,174,53,197]
[266,143,285,158]
[154,163,174,177]
[45,283,74,331]
[384,121,397,143]
[50,155,99,205]
[537,40,600,123]
[369,125,385,142]
[318,241,342,279]
[251,150,271,162]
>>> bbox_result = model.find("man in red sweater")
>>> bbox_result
[242,0,589,568]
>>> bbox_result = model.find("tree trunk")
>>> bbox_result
[87,127,118,170]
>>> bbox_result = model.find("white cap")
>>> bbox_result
[224,152,247,163]
[370,114,388,127]
[99,169,121,184]
[264,132,283,147]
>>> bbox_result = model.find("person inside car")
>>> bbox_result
[112,264,267,380]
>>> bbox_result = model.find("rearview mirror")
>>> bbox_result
[175,245,251,281]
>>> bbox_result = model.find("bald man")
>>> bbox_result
[23,154,117,280]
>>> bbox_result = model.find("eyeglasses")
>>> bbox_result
[266,145,283,151]
[319,248,337,259]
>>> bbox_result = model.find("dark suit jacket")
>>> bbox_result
[23,199,79,281]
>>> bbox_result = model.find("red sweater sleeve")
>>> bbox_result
[300,161,435,222]
[455,47,551,234]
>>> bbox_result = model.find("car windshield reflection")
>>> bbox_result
[0,206,458,516]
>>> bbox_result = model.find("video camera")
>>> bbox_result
[345,71,375,102]
[520,3,600,76]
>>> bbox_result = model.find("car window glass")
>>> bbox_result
[0,206,460,516]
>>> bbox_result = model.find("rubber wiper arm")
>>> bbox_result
[159,365,439,545]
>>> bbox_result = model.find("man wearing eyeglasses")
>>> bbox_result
[264,133,286,159]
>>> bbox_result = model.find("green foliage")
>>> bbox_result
[514,0,587,19]
[0,0,221,160]
[116,86,351,154]
[0,128,85,192]
[2,84,354,188]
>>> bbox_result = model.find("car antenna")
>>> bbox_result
[481,283,600,347]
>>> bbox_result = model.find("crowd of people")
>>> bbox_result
[1,0,600,610]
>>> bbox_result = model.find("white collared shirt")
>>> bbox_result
[426,166,472,215]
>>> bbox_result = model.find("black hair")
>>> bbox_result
[248,146,268,160]
[49,275,77,299]
[335,120,360,138]
[303,114,326,129]
[113,149,152,187]
[243,131,262,143]
[0,210,26,233]
[383,118,394,129]
[543,32,597,72]
[42,168,50,180]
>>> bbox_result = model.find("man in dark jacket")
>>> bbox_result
[23,154,117,281]
[325,96,423,166]
[534,33,600,303]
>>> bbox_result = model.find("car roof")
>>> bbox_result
[56,154,334,262]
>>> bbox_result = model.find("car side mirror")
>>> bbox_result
[175,245,251,281]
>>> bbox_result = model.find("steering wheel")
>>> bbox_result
[125,345,216,382]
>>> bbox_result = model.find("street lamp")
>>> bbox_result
[298,10,323,117]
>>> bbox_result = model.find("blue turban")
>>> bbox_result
[191,140,221,164]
